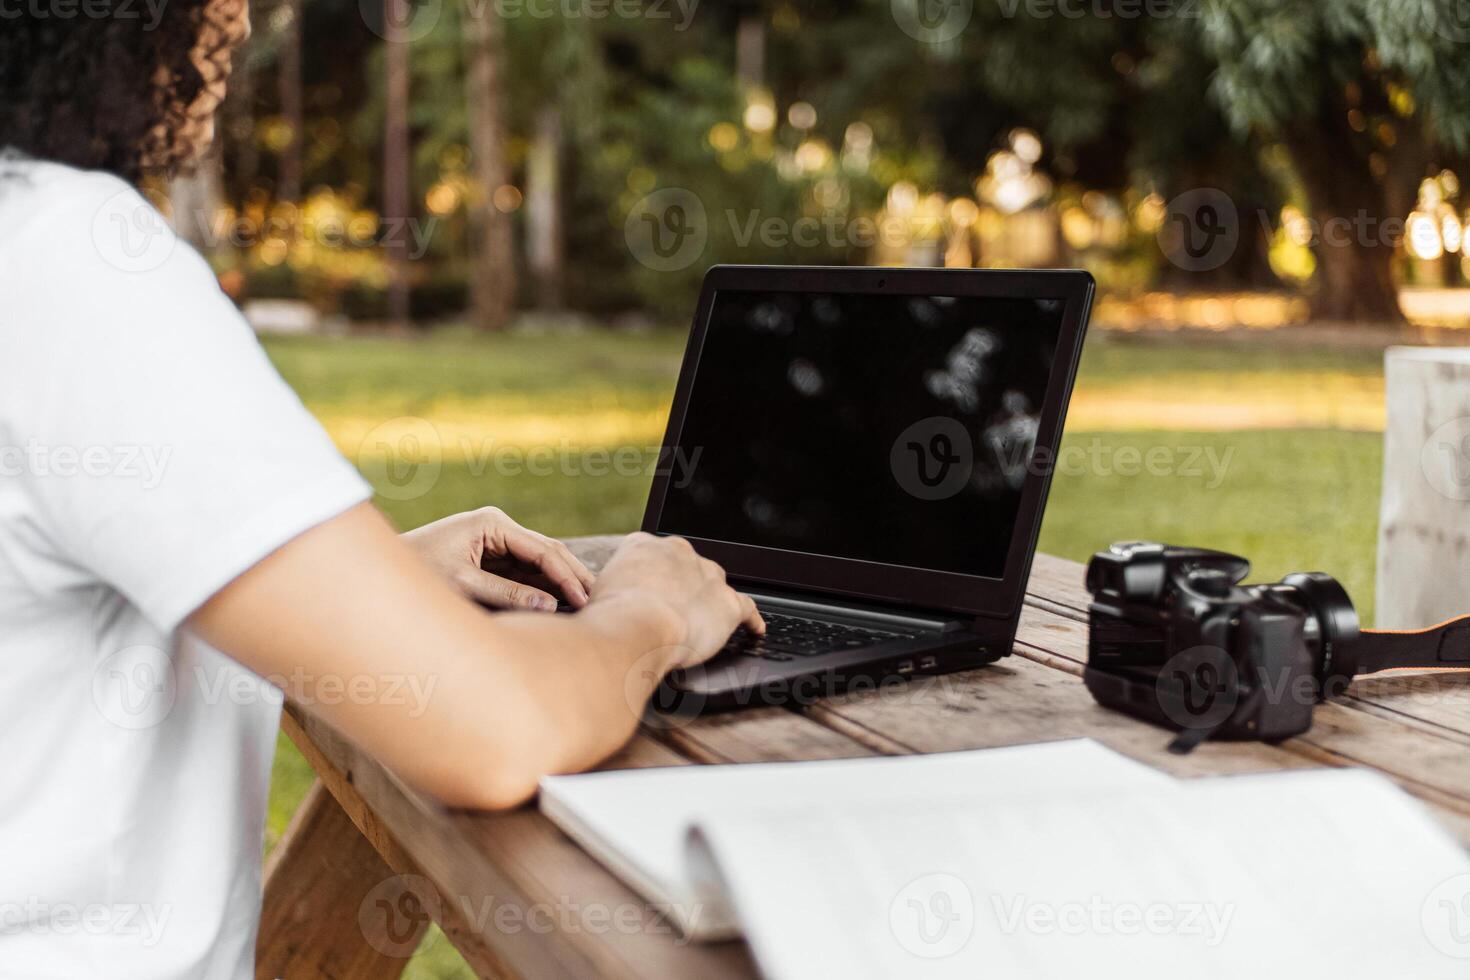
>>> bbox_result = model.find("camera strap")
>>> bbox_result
[1351,616,1470,675]
[1167,686,1263,755]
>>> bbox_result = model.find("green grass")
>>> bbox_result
[266,327,683,415]
[1073,334,1385,382]
[1039,428,1382,620]
[259,327,1387,977]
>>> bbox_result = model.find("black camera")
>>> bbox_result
[1081,541,1449,752]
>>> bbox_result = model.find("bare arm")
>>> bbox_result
[189,503,761,810]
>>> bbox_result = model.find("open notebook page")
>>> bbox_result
[540,738,1168,940]
[688,767,1470,980]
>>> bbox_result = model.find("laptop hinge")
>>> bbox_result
[740,589,964,633]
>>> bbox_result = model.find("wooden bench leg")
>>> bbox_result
[266,708,520,979]
[256,780,425,979]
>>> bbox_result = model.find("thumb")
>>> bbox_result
[461,571,559,612]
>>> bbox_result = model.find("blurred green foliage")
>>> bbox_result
[222,0,1470,324]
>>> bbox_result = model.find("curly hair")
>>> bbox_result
[0,4,239,184]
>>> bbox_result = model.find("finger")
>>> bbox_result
[477,566,561,594]
[461,571,559,612]
[549,538,597,593]
[491,521,583,599]
[735,591,765,635]
[501,525,591,607]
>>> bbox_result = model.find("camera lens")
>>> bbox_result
[1281,572,1359,690]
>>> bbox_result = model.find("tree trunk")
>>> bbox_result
[1152,179,1278,294]
[736,16,765,90]
[223,24,258,190]
[170,144,224,251]
[383,0,412,328]
[526,106,563,310]
[276,0,304,202]
[464,8,516,331]
[1289,145,1404,322]
[1307,231,1400,322]
[1283,96,1414,324]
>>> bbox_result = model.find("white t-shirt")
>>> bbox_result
[0,158,372,978]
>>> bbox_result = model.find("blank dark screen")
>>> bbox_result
[654,289,1066,578]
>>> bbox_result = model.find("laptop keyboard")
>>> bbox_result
[721,612,914,662]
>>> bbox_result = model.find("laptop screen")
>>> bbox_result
[653,288,1067,579]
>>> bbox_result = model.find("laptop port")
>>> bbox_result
[896,660,915,674]
[918,655,938,670]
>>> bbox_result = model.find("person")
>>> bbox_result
[0,5,763,977]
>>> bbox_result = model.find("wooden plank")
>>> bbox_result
[1344,670,1470,742]
[1007,600,1470,839]
[807,642,1318,780]
[281,712,518,980]
[657,707,879,764]
[255,781,416,980]
[1023,551,1091,613]
[571,536,1470,850]
[804,557,1470,832]
[284,706,756,980]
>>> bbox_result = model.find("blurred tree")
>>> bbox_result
[384,0,412,326]
[502,15,611,312]
[222,29,259,191]
[925,4,1283,288]
[525,106,563,309]
[465,6,517,330]
[275,0,304,202]
[199,0,1470,325]
[1123,15,1283,291]
[1202,0,1470,321]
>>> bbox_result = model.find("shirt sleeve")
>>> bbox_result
[0,172,372,632]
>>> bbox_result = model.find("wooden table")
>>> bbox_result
[255,536,1470,980]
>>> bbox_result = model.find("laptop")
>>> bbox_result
[641,265,1094,713]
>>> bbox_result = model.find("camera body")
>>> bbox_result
[1084,542,1359,744]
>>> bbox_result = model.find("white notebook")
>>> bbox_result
[539,739,1168,939]
[540,740,1470,979]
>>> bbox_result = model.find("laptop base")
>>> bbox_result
[653,618,1012,716]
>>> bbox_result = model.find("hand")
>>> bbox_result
[402,507,595,612]
[589,532,765,668]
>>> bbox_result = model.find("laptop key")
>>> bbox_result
[720,613,912,660]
